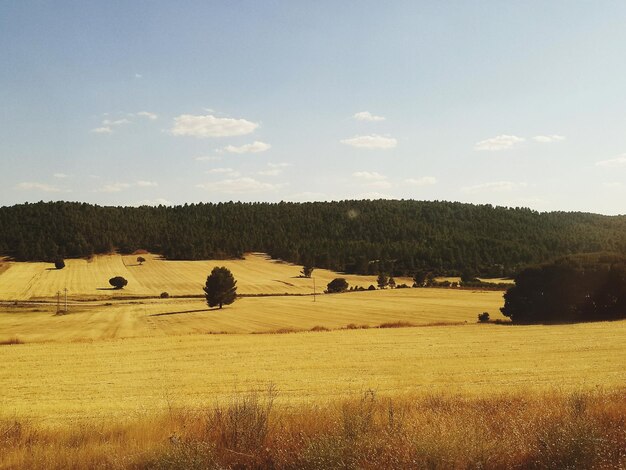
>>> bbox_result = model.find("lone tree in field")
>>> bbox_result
[109,276,128,289]
[377,272,388,289]
[54,258,65,270]
[326,278,349,293]
[300,265,314,278]
[204,266,237,309]
[137,256,146,265]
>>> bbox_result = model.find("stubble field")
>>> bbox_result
[1,253,625,468]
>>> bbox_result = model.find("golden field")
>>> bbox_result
[1,253,625,468]
[0,253,415,301]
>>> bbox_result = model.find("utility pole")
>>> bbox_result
[56,291,61,314]
[64,288,68,313]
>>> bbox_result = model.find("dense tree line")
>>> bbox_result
[0,200,625,276]
[501,253,626,323]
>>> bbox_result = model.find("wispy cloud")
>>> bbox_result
[91,126,113,134]
[221,141,271,154]
[258,162,291,176]
[171,114,258,138]
[16,182,66,192]
[405,176,437,186]
[596,154,626,168]
[95,181,158,193]
[287,191,327,202]
[206,168,241,177]
[197,177,285,193]
[352,171,391,189]
[341,135,397,149]
[462,181,527,193]
[532,135,565,143]
[352,171,387,181]
[53,173,71,179]
[474,135,524,151]
[136,198,172,206]
[353,111,386,122]
[135,111,158,120]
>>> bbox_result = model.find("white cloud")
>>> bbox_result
[353,111,386,122]
[136,111,158,120]
[171,114,259,138]
[53,173,71,179]
[206,168,241,177]
[96,183,131,193]
[352,171,391,189]
[474,135,524,151]
[197,177,284,193]
[258,162,291,176]
[341,134,397,149]
[103,118,131,126]
[352,171,387,181]
[136,180,158,187]
[462,181,528,193]
[91,126,113,134]
[596,154,626,168]
[16,182,64,192]
[532,135,565,143]
[134,73,142,79]
[95,181,157,192]
[136,198,172,206]
[221,141,271,154]
[357,191,394,200]
[405,176,437,186]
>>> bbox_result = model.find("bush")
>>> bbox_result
[54,259,65,270]
[109,276,128,289]
[137,256,146,265]
[160,292,170,299]
[326,278,349,293]
[478,312,490,323]
[367,285,376,291]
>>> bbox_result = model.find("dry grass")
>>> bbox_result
[0,253,416,301]
[1,388,624,469]
[1,321,625,423]
[0,287,506,342]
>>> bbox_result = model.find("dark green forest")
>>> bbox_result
[1,200,625,276]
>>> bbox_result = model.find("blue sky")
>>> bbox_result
[1,1,625,214]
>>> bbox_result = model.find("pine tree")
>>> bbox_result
[204,266,237,309]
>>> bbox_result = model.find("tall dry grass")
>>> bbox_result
[1,388,625,469]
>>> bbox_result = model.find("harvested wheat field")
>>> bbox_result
[0,287,505,342]
[0,253,413,301]
[1,321,625,422]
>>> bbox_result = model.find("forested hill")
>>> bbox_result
[1,200,625,276]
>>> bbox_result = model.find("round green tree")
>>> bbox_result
[204,266,237,309]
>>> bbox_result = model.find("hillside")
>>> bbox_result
[1,200,625,276]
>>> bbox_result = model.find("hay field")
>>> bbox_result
[0,253,413,301]
[1,321,625,422]
[0,288,505,342]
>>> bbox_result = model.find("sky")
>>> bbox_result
[1,1,625,215]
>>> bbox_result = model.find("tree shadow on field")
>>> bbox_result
[96,287,120,291]
[150,308,218,317]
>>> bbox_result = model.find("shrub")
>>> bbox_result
[109,276,128,289]
[478,312,490,323]
[137,256,146,265]
[326,278,349,293]
[160,292,170,299]
[54,259,65,270]
[367,285,376,291]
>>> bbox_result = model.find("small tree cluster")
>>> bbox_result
[326,278,348,293]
